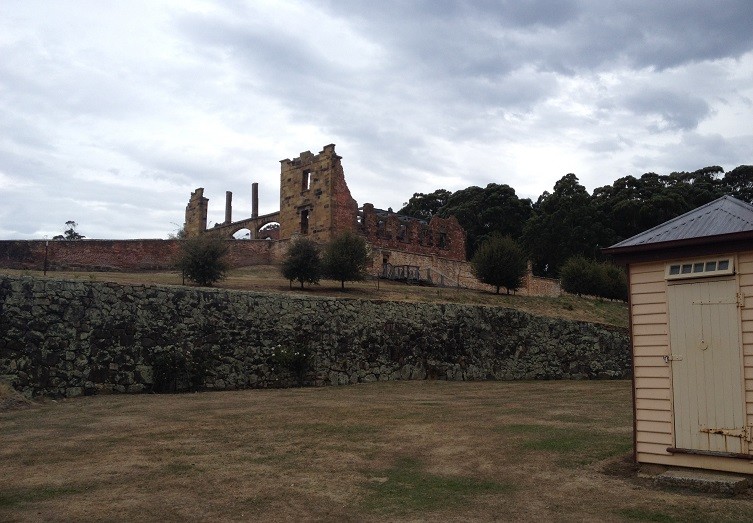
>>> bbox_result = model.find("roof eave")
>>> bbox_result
[603,230,753,264]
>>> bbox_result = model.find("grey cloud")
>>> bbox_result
[653,133,753,172]
[624,89,711,131]
[328,1,753,75]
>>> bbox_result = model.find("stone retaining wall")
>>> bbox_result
[0,275,630,398]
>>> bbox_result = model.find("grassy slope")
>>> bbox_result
[0,266,628,328]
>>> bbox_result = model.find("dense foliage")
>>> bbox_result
[400,189,452,221]
[281,238,321,289]
[470,235,527,294]
[399,164,753,280]
[176,235,229,286]
[437,183,532,259]
[323,230,369,289]
[560,256,627,301]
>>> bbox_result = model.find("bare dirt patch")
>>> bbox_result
[2,381,752,521]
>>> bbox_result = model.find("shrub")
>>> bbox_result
[470,235,527,294]
[176,235,229,286]
[323,231,369,289]
[281,238,322,289]
[600,263,628,301]
[559,256,595,297]
[560,256,627,301]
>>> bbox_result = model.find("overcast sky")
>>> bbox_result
[2,1,752,240]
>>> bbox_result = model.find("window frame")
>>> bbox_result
[665,257,734,280]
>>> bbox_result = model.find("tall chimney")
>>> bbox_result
[252,182,259,218]
[225,191,232,224]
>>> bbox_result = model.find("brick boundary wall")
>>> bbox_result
[0,239,288,272]
[0,239,560,297]
[0,275,628,398]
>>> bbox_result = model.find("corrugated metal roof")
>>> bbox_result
[607,195,753,249]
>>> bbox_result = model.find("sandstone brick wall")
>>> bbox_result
[278,144,358,243]
[184,188,209,238]
[361,205,466,262]
[0,275,628,398]
[372,247,562,297]
[0,239,287,272]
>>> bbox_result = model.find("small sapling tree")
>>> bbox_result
[322,230,369,289]
[281,237,322,289]
[471,234,527,294]
[176,235,229,287]
[53,220,85,240]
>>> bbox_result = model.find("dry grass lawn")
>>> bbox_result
[3,381,753,521]
[0,266,628,328]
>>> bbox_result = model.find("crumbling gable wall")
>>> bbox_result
[278,144,358,243]
[360,204,466,262]
[184,188,209,238]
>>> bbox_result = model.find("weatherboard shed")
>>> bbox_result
[604,195,753,474]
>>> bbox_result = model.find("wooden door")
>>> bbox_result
[668,279,746,453]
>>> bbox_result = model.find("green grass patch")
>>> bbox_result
[0,484,90,508]
[498,424,631,466]
[362,458,513,515]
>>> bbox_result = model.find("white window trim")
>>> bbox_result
[665,257,734,280]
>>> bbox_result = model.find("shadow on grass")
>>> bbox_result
[0,484,91,509]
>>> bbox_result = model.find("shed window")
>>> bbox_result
[666,257,734,280]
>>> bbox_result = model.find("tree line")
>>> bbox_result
[399,165,753,281]
[178,231,370,290]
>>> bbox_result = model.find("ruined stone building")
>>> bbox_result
[182,144,559,295]
[184,144,467,262]
[0,144,558,295]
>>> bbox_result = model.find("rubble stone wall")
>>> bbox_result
[0,275,628,398]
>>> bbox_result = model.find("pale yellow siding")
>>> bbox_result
[630,253,753,474]
[629,262,673,461]
[738,252,753,433]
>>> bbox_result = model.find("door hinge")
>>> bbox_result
[662,354,683,363]
[738,292,747,309]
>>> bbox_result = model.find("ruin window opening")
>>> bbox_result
[300,209,309,234]
[232,228,252,240]
[438,232,448,249]
[398,224,407,242]
[302,170,313,191]
[377,220,385,238]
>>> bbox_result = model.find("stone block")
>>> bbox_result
[655,469,751,496]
